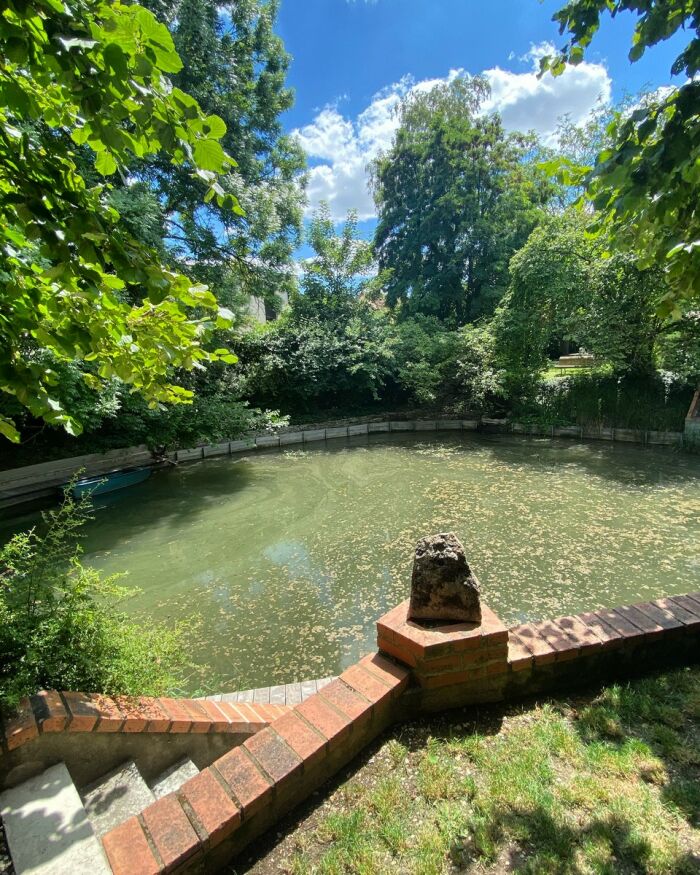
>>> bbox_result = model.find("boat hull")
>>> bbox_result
[71,467,152,498]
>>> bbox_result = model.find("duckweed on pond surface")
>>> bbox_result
[3,432,699,693]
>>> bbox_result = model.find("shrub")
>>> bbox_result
[511,372,694,431]
[0,488,191,711]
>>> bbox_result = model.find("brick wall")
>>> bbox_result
[101,654,410,874]
[2,592,699,873]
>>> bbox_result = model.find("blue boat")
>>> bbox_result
[70,467,152,498]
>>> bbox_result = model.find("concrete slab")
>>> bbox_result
[203,442,230,457]
[81,760,154,838]
[150,759,199,800]
[0,762,110,874]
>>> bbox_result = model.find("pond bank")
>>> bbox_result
[0,413,689,510]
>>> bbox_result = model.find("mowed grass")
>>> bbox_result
[246,668,700,874]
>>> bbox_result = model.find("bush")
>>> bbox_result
[0,489,191,711]
[237,311,395,416]
[511,372,694,431]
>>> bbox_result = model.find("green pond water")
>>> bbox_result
[3,432,700,693]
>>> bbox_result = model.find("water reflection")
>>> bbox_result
[1,432,698,692]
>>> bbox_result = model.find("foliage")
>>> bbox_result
[0,0,240,442]
[135,0,306,310]
[389,318,503,411]
[390,317,461,406]
[495,210,670,384]
[293,204,377,320]
[0,489,189,710]
[511,371,693,431]
[372,76,553,323]
[236,207,394,414]
[542,0,700,316]
[96,375,285,451]
[656,313,700,383]
[238,311,395,415]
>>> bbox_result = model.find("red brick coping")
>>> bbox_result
[1,691,289,754]
[2,592,698,873]
[101,654,408,874]
[95,592,700,873]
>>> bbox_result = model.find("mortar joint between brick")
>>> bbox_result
[237,743,278,796]
[291,705,332,749]
[136,813,166,872]
[176,793,209,849]
[210,763,246,816]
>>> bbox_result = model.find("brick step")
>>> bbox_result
[151,758,199,800]
[202,675,337,706]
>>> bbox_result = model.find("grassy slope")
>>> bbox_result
[240,668,700,875]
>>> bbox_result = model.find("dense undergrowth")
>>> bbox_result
[0,489,192,711]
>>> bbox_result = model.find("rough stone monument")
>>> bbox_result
[408,532,482,623]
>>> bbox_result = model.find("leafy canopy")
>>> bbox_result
[372,76,553,324]
[542,0,700,316]
[133,0,306,310]
[0,0,241,441]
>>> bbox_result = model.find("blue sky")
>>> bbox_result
[272,0,686,248]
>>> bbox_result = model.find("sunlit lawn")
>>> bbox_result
[243,667,700,874]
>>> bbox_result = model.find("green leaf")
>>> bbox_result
[95,151,117,176]
[0,417,20,443]
[193,139,226,172]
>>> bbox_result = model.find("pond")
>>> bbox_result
[3,432,700,694]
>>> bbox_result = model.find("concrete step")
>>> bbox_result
[0,762,110,874]
[150,758,199,799]
[81,760,154,838]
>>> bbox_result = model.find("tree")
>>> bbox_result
[238,205,394,413]
[371,76,553,324]
[495,210,669,379]
[134,0,306,310]
[0,0,239,441]
[542,0,700,316]
[293,204,376,321]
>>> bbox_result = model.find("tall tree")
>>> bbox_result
[371,76,552,324]
[542,0,700,317]
[135,0,306,310]
[0,0,237,442]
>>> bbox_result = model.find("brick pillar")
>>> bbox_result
[376,599,509,712]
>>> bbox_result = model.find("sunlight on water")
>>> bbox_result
[4,432,699,693]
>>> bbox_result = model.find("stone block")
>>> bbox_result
[435,420,462,430]
[176,447,204,461]
[368,422,390,432]
[414,420,437,431]
[325,426,348,439]
[390,421,415,431]
[230,439,256,453]
[348,423,369,436]
[279,432,304,445]
[461,419,479,430]
[302,429,326,442]
[553,426,581,438]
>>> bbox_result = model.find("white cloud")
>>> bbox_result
[293,42,611,221]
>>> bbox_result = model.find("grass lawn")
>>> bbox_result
[239,667,700,874]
